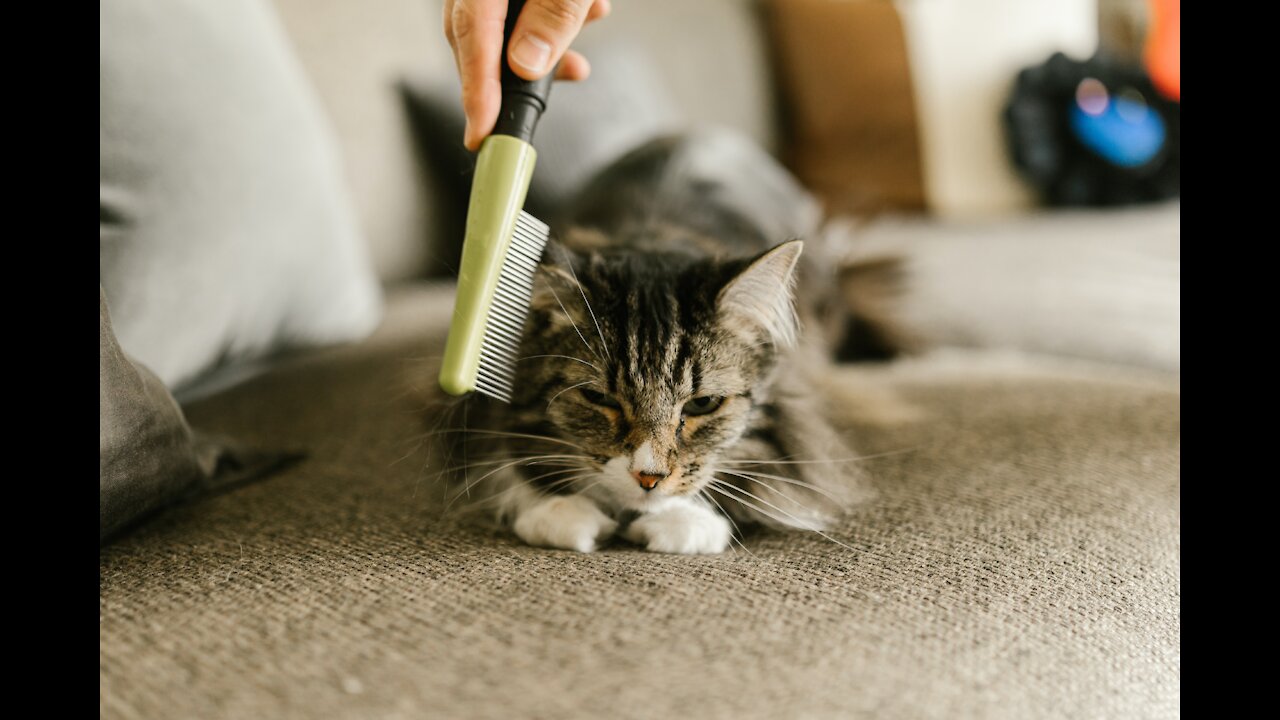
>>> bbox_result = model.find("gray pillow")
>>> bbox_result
[100,289,289,543]
[100,0,382,394]
[832,202,1181,371]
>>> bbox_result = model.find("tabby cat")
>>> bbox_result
[440,130,901,554]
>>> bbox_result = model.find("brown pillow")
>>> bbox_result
[768,0,926,213]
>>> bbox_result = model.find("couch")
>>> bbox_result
[100,1,1180,718]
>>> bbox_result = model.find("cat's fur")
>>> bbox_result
[439,131,903,554]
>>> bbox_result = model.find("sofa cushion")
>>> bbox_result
[100,283,1179,719]
[99,288,291,543]
[835,201,1181,371]
[100,0,382,394]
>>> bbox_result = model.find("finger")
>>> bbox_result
[586,0,611,22]
[554,50,591,82]
[442,0,457,47]
[507,0,595,81]
[450,0,509,150]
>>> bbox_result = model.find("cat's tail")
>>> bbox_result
[805,217,920,362]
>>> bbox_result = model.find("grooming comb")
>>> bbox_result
[439,0,553,402]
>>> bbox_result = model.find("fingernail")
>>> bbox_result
[511,34,552,74]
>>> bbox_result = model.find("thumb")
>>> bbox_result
[507,0,595,80]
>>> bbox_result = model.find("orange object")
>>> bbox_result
[1145,0,1180,100]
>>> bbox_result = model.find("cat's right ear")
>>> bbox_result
[716,239,804,347]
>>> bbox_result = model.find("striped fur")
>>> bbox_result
[446,133,891,552]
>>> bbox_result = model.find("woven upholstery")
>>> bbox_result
[100,284,1179,720]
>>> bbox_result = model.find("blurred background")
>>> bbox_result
[290,0,1181,370]
[101,0,1180,398]
[274,0,1178,272]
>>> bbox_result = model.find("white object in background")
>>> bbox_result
[896,0,1098,217]
[837,202,1180,372]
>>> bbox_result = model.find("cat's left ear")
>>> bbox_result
[716,239,804,347]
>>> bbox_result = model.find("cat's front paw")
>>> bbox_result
[623,503,732,555]
[513,495,618,553]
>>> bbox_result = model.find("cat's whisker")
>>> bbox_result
[417,427,588,452]
[516,354,600,371]
[571,477,607,495]
[545,278,603,363]
[428,453,593,479]
[711,478,819,517]
[431,449,579,464]
[556,244,611,361]
[448,455,588,510]
[698,489,754,557]
[714,468,845,505]
[407,395,471,501]
[708,481,860,553]
[450,471,599,513]
[705,483,798,536]
[434,450,593,463]
[523,468,597,490]
[709,479,809,521]
[546,380,595,412]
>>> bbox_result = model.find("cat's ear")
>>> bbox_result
[716,239,804,347]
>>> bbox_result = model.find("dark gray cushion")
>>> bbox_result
[100,288,289,543]
[100,0,382,394]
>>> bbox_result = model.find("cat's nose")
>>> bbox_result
[631,470,667,492]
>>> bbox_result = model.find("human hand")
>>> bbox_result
[443,0,611,151]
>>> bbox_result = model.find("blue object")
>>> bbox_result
[1069,97,1167,167]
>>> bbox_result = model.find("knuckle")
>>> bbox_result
[450,3,480,42]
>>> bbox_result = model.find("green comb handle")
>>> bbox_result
[439,135,538,396]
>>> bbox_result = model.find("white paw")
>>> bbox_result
[623,503,732,555]
[513,495,618,553]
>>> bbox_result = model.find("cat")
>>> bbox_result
[437,130,906,554]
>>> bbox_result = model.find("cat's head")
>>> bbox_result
[509,237,804,511]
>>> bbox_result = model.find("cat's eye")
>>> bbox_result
[682,395,725,417]
[579,387,621,409]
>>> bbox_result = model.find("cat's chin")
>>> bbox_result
[621,493,684,514]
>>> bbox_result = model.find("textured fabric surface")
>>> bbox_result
[100,284,1179,719]
[834,202,1181,371]
[100,0,382,392]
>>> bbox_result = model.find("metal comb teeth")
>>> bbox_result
[473,210,550,402]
